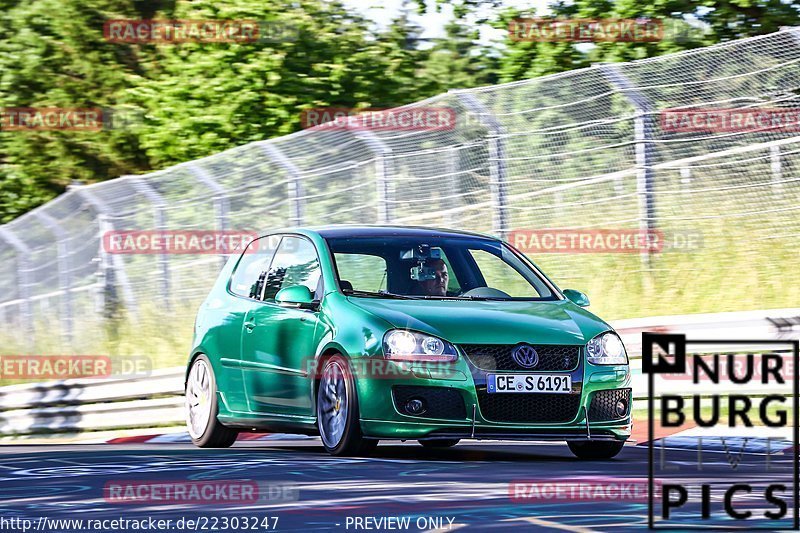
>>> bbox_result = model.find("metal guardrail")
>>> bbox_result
[0,308,797,438]
[0,368,183,436]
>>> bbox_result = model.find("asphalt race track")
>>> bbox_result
[0,439,795,532]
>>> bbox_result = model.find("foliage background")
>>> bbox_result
[3,0,798,222]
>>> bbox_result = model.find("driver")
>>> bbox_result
[419,259,448,297]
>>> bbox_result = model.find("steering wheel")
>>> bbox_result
[461,286,512,299]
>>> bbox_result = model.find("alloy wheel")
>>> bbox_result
[318,360,349,448]
[186,358,212,439]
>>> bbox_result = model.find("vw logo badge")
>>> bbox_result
[512,344,539,369]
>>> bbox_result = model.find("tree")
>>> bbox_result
[487,0,800,81]
[0,0,454,221]
[0,0,153,221]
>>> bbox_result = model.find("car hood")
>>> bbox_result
[345,297,611,345]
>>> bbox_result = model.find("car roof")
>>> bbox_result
[299,225,500,241]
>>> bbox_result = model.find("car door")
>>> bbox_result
[240,235,324,417]
[216,235,280,413]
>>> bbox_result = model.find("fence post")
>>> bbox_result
[770,145,783,197]
[128,177,171,309]
[260,143,305,226]
[452,91,508,240]
[0,227,33,347]
[353,130,393,224]
[33,211,74,344]
[444,146,460,228]
[188,164,230,267]
[96,214,118,320]
[72,186,138,319]
[599,64,657,268]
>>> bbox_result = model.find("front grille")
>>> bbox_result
[589,388,632,422]
[459,344,580,371]
[476,388,581,423]
[392,385,467,420]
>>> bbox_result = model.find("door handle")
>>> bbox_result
[244,321,256,332]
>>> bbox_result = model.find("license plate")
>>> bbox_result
[487,374,572,394]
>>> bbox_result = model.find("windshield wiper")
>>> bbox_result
[342,290,512,301]
[342,289,417,300]
[415,295,511,301]
[378,290,417,299]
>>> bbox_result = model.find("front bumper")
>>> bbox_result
[354,348,632,441]
[361,420,631,441]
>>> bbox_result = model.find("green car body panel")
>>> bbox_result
[187,226,632,443]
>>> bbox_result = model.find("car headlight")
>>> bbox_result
[586,332,628,365]
[382,330,458,362]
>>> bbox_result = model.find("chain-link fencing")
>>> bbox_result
[1,28,799,355]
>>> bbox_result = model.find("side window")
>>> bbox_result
[333,253,387,292]
[229,236,280,298]
[469,248,543,297]
[263,236,322,301]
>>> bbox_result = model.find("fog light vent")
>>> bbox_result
[391,386,467,420]
[588,388,631,422]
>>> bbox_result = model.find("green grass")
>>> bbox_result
[0,303,193,386]
[533,214,800,320]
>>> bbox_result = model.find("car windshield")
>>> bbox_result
[325,235,558,301]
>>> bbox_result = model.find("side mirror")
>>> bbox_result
[275,285,317,310]
[563,289,590,307]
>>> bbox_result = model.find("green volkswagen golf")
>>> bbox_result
[185,226,631,458]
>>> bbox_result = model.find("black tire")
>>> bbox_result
[420,439,460,448]
[567,440,625,460]
[185,354,238,448]
[317,355,376,456]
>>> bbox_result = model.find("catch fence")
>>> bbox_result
[2,28,800,349]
